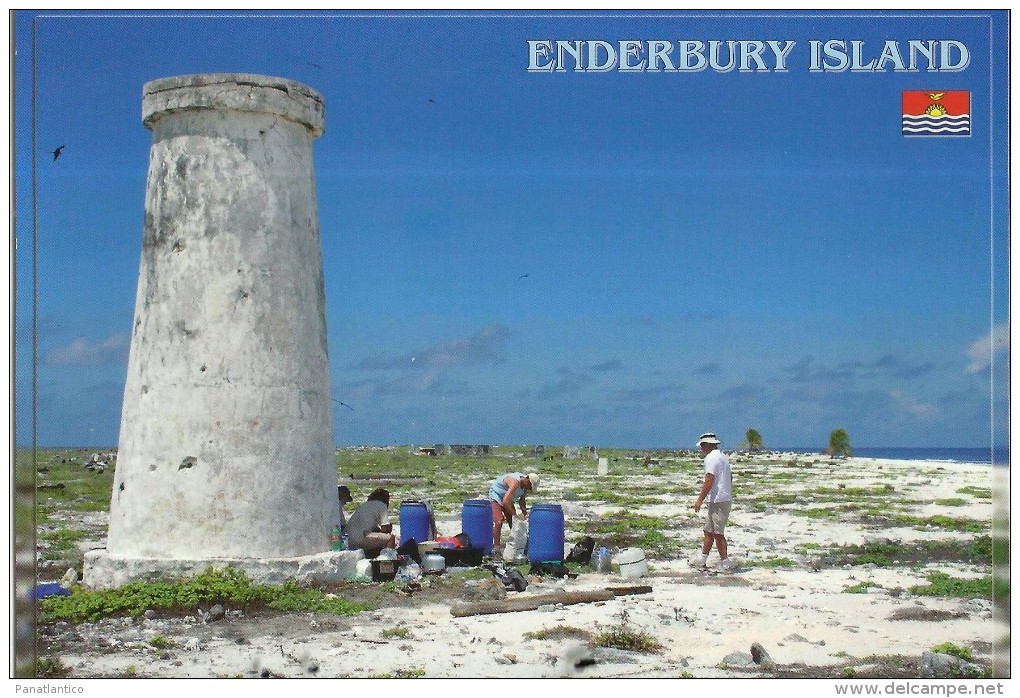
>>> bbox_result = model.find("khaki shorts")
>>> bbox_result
[704,501,731,535]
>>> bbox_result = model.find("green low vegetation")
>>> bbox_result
[522,625,592,641]
[575,510,678,558]
[148,635,176,650]
[594,625,663,653]
[910,572,994,600]
[34,657,72,678]
[930,642,973,661]
[754,557,796,568]
[889,514,987,534]
[40,567,372,623]
[843,581,881,594]
[381,625,410,639]
[819,536,997,568]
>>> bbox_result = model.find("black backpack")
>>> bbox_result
[565,536,597,565]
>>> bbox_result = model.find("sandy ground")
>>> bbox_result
[39,456,1007,679]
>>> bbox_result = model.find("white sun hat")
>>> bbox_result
[526,472,540,492]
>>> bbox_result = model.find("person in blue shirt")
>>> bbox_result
[488,472,539,549]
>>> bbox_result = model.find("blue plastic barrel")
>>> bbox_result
[399,501,430,547]
[528,504,565,563]
[461,499,494,554]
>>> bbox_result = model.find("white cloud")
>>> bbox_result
[43,333,129,366]
[352,324,512,371]
[965,323,1009,374]
[888,390,939,419]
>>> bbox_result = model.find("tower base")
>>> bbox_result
[83,549,364,590]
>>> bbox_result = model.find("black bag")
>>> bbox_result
[396,538,421,565]
[529,561,573,579]
[482,562,529,592]
[503,568,528,592]
[565,536,596,565]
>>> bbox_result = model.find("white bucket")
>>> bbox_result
[615,547,647,578]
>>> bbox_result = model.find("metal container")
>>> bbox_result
[422,553,446,573]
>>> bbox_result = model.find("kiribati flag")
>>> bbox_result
[902,91,970,137]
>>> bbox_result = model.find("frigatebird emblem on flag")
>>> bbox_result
[901,91,970,137]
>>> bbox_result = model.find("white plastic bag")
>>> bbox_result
[397,560,422,582]
[503,518,529,563]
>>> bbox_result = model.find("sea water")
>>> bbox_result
[778,446,1008,466]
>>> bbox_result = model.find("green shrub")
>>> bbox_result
[930,642,973,661]
[594,626,662,653]
[911,572,993,600]
[148,635,176,650]
[757,557,795,568]
[522,625,591,641]
[40,567,372,623]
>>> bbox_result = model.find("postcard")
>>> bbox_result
[12,10,1010,685]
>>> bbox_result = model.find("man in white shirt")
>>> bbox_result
[692,432,732,571]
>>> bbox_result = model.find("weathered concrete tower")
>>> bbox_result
[85,74,355,587]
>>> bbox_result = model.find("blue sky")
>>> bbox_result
[13,10,1009,449]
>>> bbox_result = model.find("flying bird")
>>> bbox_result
[427,98,435,104]
[51,145,65,161]
[333,399,355,411]
[307,62,323,70]
[517,273,529,280]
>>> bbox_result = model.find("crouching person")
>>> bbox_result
[347,488,396,559]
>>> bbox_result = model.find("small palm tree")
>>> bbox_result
[744,428,764,452]
[827,429,852,458]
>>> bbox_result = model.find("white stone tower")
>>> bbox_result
[85,74,355,587]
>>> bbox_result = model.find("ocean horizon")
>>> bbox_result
[773,446,1008,466]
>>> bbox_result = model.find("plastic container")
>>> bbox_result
[461,499,494,554]
[371,558,399,582]
[31,583,70,600]
[527,504,565,563]
[329,525,343,551]
[417,541,439,556]
[591,547,612,573]
[615,547,647,578]
[399,501,430,547]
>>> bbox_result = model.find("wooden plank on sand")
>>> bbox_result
[450,586,651,617]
